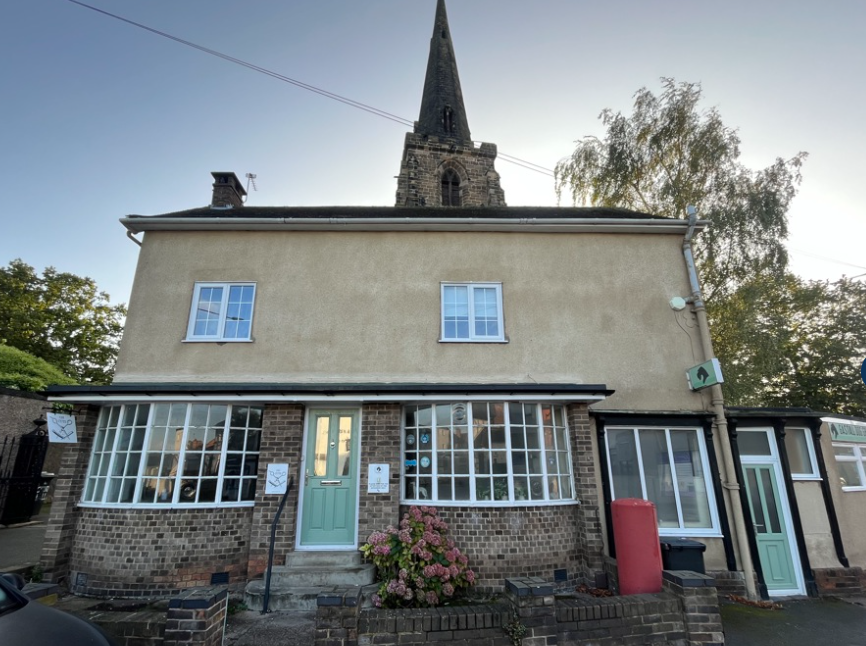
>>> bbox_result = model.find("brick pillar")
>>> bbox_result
[504,577,558,646]
[163,586,228,646]
[40,405,99,584]
[357,404,401,544]
[247,404,305,578]
[315,587,361,646]
[662,571,724,646]
[567,404,605,578]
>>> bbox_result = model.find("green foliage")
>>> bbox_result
[712,274,866,417]
[0,259,126,384]
[504,611,527,646]
[0,344,76,391]
[555,78,807,303]
[360,506,475,608]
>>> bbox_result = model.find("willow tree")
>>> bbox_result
[555,78,807,303]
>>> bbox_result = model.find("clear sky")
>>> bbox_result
[2,0,864,305]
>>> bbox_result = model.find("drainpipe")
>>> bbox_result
[682,205,757,599]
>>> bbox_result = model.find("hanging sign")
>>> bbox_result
[686,358,724,391]
[265,463,289,495]
[46,413,78,443]
[368,464,390,494]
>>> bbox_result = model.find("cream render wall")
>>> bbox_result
[819,428,866,568]
[115,229,709,412]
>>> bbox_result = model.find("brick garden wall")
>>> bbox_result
[68,506,254,597]
[813,566,866,596]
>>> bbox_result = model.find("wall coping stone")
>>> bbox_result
[317,586,362,607]
[505,576,554,597]
[168,586,227,609]
[663,570,716,587]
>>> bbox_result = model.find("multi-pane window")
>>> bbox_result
[833,444,866,490]
[186,282,256,341]
[402,402,573,504]
[83,403,262,506]
[605,426,718,535]
[784,428,820,479]
[440,283,504,342]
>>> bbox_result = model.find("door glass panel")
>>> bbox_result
[746,469,767,533]
[739,431,772,456]
[338,416,352,476]
[639,429,678,528]
[314,416,330,477]
[760,468,782,534]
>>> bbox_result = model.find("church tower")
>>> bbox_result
[395,0,506,207]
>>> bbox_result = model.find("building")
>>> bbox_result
[41,0,864,600]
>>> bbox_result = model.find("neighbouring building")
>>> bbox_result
[41,0,864,601]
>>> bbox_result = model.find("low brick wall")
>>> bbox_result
[164,586,228,646]
[315,572,724,646]
[813,566,866,596]
[68,507,254,597]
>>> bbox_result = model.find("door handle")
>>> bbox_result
[305,469,309,486]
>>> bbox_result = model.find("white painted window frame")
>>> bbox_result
[81,402,263,508]
[185,282,257,342]
[832,442,866,491]
[439,282,505,343]
[785,427,821,480]
[604,425,721,537]
[401,402,576,506]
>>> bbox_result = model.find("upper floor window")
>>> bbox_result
[186,282,256,342]
[441,283,504,342]
[441,169,461,206]
[82,403,263,507]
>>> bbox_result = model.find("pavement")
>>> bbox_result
[4,515,866,645]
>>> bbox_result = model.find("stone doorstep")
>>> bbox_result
[244,582,340,612]
[266,563,376,587]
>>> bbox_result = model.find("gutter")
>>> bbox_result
[682,205,757,599]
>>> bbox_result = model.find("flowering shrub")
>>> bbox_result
[360,505,475,608]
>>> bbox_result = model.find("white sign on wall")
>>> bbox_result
[46,413,78,443]
[368,464,390,494]
[265,463,289,495]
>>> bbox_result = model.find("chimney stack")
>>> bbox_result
[210,172,246,209]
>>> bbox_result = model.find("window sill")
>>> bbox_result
[78,502,256,510]
[401,498,579,507]
[658,530,723,538]
[791,475,822,481]
[438,338,508,344]
[840,486,866,492]
[182,338,254,343]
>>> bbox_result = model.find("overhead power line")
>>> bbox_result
[66,0,557,178]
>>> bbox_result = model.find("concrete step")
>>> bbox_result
[284,551,364,568]
[266,563,375,587]
[243,581,324,612]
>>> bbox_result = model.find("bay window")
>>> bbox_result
[83,402,263,506]
[402,402,574,504]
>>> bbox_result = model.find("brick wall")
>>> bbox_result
[813,566,866,596]
[357,404,403,543]
[567,404,605,576]
[68,506,253,597]
[0,387,46,442]
[247,403,304,578]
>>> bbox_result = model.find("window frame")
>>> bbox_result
[604,425,721,537]
[81,402,263,508]
[832,442,866,491]
[439,282,506,343]
[185,282,257,342]
[401,401,577,506]
[784,427,821,480]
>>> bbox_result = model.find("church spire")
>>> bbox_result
[415,0,471,143]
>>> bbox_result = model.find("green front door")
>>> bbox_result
[300,410,359,546]
[742,464,799,593]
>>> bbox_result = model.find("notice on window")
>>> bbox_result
[265,463,289,495]
[368,464,390,494]
[46,413,77,443]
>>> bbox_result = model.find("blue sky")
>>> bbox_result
[2,0,864,305]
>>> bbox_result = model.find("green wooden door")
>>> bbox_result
[300,411,358,546]
[742,464,798,593]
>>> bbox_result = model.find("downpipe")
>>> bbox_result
[683,205,757,599]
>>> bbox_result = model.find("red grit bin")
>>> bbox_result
[611,498,663,594]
